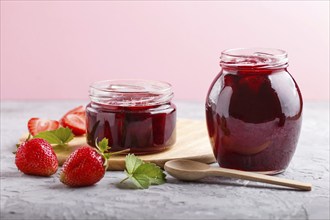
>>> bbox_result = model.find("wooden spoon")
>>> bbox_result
[164,159,312,191]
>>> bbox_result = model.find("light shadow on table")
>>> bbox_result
[0,171,24,178]
[49,183,99,190]
[115,182,140,190]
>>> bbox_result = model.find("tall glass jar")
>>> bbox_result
[206,48,303,174]
[86,79,176,154]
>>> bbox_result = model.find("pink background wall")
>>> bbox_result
[1,1,329,101]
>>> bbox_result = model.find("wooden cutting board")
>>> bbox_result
[19,119,216,171]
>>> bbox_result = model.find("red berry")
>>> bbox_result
[59,106,86,123]
[61,112,86,136]
[60,147,106,187]
[15,138,58,176]
[28,118,60,136]
[60,106,86,136]
[63,105,85,116]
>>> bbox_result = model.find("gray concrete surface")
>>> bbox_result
[1,101,329,220]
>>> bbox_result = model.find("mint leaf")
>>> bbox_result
[121,154,166,189]
[34,127,74,145]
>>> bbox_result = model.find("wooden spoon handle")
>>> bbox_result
[208,167,312,191]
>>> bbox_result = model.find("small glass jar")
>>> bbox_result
[206,48,303,174]
[86,79,176,154]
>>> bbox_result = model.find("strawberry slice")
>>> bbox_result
[60,106,86,124]
[64,105,85,116]
[61,112,86,136]
[28,118,60,136]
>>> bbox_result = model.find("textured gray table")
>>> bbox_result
[1,101,329,220]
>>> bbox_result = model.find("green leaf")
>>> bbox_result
[97,138,109,153]
[121,154,166,189]
[125,154,143,174]
[53,127,74,144]
[134,163,166,185]
[128,173,151,189]
[34,127,74,145]
[103,153,111,160]
[34,131,62,144]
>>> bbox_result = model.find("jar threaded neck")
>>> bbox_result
[89,79,174,107]
[220,48,288,69]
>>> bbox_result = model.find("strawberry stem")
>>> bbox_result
[120,177,129,184]
[104,149,130,170]
[108,149,130,156]
[26,134,32,141]
[95,138,131,170]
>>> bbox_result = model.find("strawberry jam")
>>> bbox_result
[206,48,303,174]
[86,80,176,154]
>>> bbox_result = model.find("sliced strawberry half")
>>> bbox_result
[61,112,86,136]
[60,106,86,124]
[28,118,60,136]
[64,105,85,116]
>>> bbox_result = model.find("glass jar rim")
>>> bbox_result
[89,79,174,106]
[220,48,288,69]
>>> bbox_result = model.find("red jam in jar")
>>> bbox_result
[206,48,303,174]
[86,80,176,154]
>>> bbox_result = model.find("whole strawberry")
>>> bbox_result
[60,138,122,187]
[15,138,58,176]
